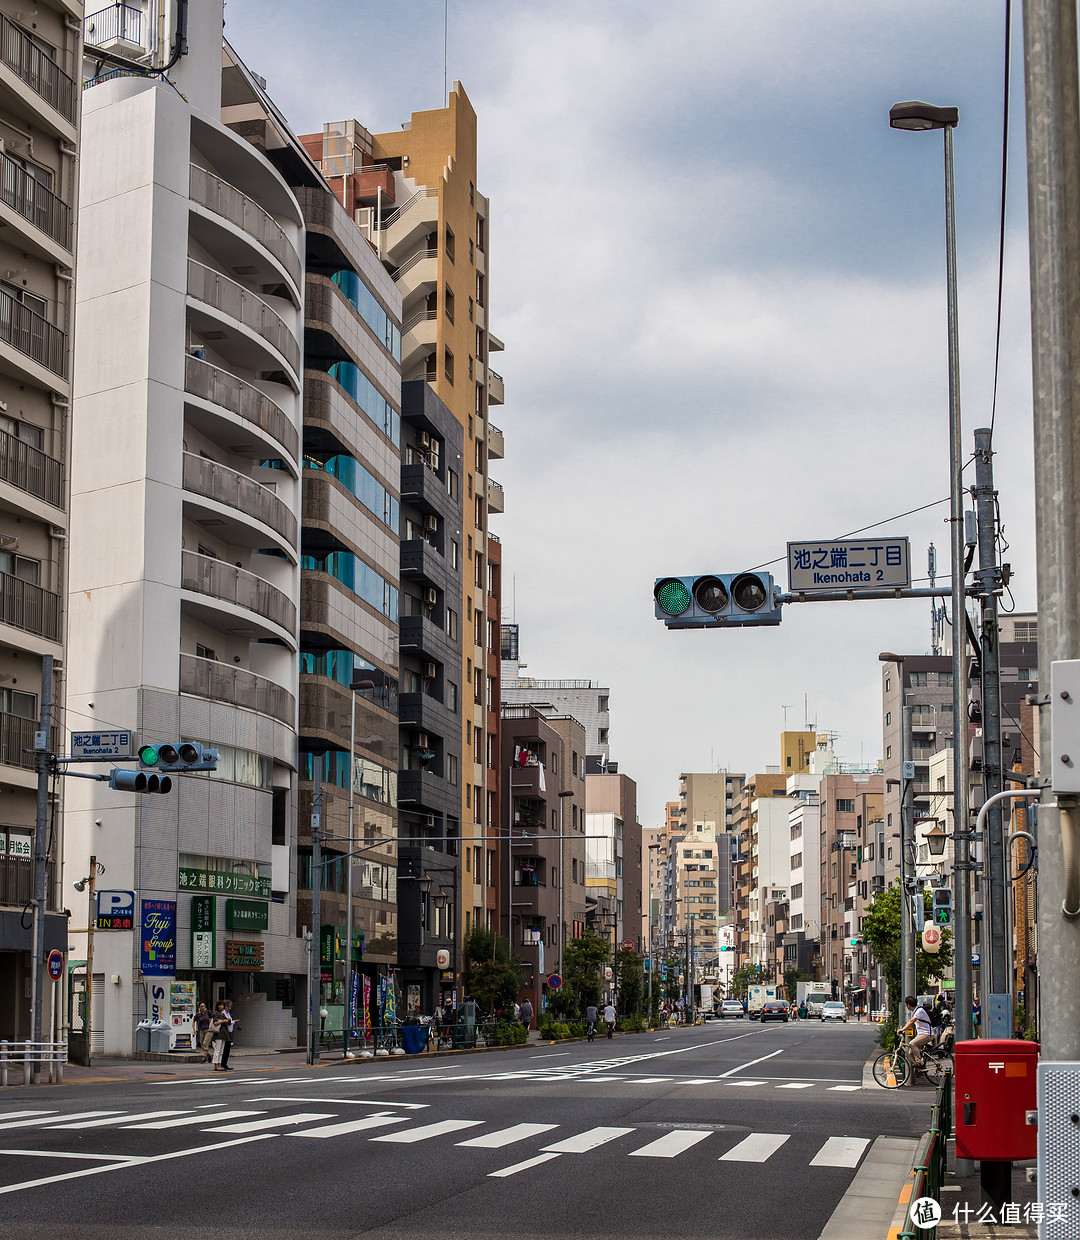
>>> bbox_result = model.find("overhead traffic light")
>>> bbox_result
[653,572,782,629]
[109,768,172,794]
[932,887,953,927]
[138,742,219,773]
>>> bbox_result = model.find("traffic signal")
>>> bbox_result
[932,887,953,927]
[138,742,219,773]
[848,937,860,948]
[653,573,782,629]
[109,768,172,794]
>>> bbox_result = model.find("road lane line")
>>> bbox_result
[291,1115,408,1139]
[457,1123,559,1148]
[810,1136,870,1168]
[248,1097,429,1109]
[719,1133,790,1162]
[541,1127,635,1154]
[726,1080,766,1088]
[371,1120,482,1143]
[776,1082,815,1090]
[719,1049,784,1078]
[127,1110,264,1129]
[828,1085,862,1092]
[53,1110,194,1129]
[0,1149,131,1161]
[488,1152,562,1177]
[629,1129,713,1158]
[0,1111,120,1131]
[204,1112,336,1133]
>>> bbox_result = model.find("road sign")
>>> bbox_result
[47,949,63,981]
[620,938,634,951]
[547,974,562,990]
[972,953,981,968]
[70,730,132,761]
[787,538,911,593]
[96,890,136,930]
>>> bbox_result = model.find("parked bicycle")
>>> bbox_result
[872,1030,953,1088]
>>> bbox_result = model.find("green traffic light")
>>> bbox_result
[138,744,159,766]
[655,578,692,616]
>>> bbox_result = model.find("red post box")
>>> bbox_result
[954,1038,1039,1161]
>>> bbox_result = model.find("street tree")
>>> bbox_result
[463,925,521,1016]
[561,929,610,1015]
[862,881,954,1013]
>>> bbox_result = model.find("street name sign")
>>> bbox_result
[70,730,133,761]
[787,538,911,593]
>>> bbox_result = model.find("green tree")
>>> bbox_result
[730,963,767,999]
[463,925,521,1016]
[615,948,644,1017]
[862,881,954,1012]
[783,967,807,1001]
[562,929,610,1015]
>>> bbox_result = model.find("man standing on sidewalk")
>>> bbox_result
[519,998,533,1030]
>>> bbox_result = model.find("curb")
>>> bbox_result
[886,1131,933,1240]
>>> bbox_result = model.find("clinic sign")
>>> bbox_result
[141,899,176,976]
[788,538,911,593]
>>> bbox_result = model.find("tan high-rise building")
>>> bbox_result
[781,728,820,776]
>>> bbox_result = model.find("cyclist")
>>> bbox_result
[585,1003,598,1042]
[899,995,933,1081]
[603,1001,616,1039]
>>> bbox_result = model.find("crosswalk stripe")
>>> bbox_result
[719,1133,790,1163]
[0,1112,57,1123]
[0,1111,119,1131]
[291,1114,408,1139]
[810,1136,870,1168]
[457,1123,559,1148]
[777,1083,815,1090]
[127,1111,263,1129]
[727,1080,766,1088]
[542,1126,635,1154]
[683,1079,715,1085]
[204,1112,336,1134]
[52,1111,194,1130]
[629,1129,713,1158]
[371,1120,482,1144]
[488,1152,562,1178]
[627,1077,672,1084]
[828,1085,862,1092]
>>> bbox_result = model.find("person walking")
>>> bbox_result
[798,1000,806,1020]
[585,1002,598,1042]
[210,1001,228,1071]
[519,998,533,1030]
[195,1002,213,1062]
[603,1001,616,1039]
[220,999,237,1070]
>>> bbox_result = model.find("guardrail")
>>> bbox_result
[898,1069,952,1239]
[0,1039,65,1085]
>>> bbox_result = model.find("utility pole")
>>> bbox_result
[972,427,1008,1023]
[307,756,323,1066]
[901,704,917,1006]
[28,653,53,1080]
[85,856,98,1064]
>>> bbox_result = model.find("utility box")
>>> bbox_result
[955,1039,1038,1161]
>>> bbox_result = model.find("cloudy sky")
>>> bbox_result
[224,0,1034,827]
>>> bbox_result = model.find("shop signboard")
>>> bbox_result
[226,899,268,931]
[140,900,176,976]
[225,939,264,971]
[179,866,271,898]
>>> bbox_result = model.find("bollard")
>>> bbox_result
[0,1039,7,1088]
[22,1040,30,1087]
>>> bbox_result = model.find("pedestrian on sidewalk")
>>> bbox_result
[220,1000,236,1070]
[210,1001,228,1071]
[519,998,533,1029]
[195,1002,213,1063]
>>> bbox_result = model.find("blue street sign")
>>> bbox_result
[971,952,981,968]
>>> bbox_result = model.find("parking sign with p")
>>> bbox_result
[96,889,136,930]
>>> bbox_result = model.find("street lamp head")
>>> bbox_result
[419,875,433,895]
[878,652,902,663]
[889,101,959,131]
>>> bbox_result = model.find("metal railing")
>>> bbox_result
[390,248,437,281]
[84,5,142,49]
[0,570,61,641]
[898,1070,952,1239]
[180,550,296,634]
[0,1040,65,1085]
[0,425,62,507]
[184,355,298,462]
[378,186,437,230]
[0,287,67,378]
[182,452,296,548]
[402,307,437,335]
[189,164,302,289]
[180,653,295,725]
[0,152,71,248]
[0,709,36,769]
[187,260,301,376]
[0,14,76,124]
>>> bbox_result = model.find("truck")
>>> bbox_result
[805,985,833,1018]
[796,980,817,1008]
[747,984,781,1019]
[698,983,715,1018]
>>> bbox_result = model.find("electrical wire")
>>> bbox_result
[988,0,1013,445]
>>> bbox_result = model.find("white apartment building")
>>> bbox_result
[748,794,792,966]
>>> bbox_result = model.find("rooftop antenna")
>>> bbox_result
[443,0,448,102]
[781,705,794,727]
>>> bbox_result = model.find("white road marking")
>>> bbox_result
[542,1126,635,1154]
[683,1079,716,1085]
[0,1149,128,1161]
[719,1049,784,1079]
[776,1082,815,1090]
[719,1133,790,1163]
[626,1077,673,1084]
[529,1053,571,1059]
[0,1112,57,1122]
[488,1152,562,1177]
[371,1119,482,1143]
[629,1129,713,1158]
[52,1110,193,1129]
[0,1111,119,1131]
[828,1085,862,1092]
[247,1097,429,1109]
[810,1136,870,1168]
[204,1112,336,1134]
[457,1123,559,1148]
[726,1080,767,1088]
[127,1110,263,1129]
[291,1114,408,1139]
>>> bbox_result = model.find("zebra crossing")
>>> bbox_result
[0,1105,872,1179]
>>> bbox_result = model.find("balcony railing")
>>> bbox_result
[180,550,296,634]
[180,653,294,725]
[182,452,297,548]
[0,854,54,905]
[185,355,298,462]
[84,5,143,50]
[0,152,71,248]
[0,710,35,769]
[402,308,437,335]
[189,164,302,289]
[0,571,61,641]
[0,426,62,508]
[187,260,300,376]
[0,14,76,125]
[0,288,67,378]
[378,186,437,230]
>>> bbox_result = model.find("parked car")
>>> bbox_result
[719,999,745,1019]
[760,1000,789,1023]
[820,1001,848,1022]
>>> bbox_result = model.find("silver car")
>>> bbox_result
[820,1001,848,1022]
[719,999,745,1019]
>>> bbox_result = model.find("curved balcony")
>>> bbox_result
[182,452,297,552]
[184,354,299,466]
[189,163,302,294]
[299,673,398,760]
[180,550,296,639]
[187,259,300,380]
[180,652,295,726]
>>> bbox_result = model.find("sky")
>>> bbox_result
[223,0,1035,828]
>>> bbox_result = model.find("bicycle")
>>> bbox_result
[872,1031,953,1088]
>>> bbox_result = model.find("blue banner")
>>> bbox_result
[350,971,360,1037]
[141,899,176,976]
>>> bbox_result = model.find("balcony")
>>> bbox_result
[0,571,61,642]
[401,308,437,365]
[187,259,300,378]
[84,5,144,55]
[399,461,453,519]
[0,425,62,509]
[0,287,67,380]
[487,369,505,406]
[399,613,456,668]
[379,187,438,265]
[299,675,397,759]
[182,452,297,550]
[399,538,446,587]
[486,478,504,514]
[0,710,34,769]
[180,652,294,726]
[190,163,302,291]
[391,249,437,302]
[0,152,71,252]
[185,355,298,464]
[486,423,504,461]
[0,13,76,128]
[397,691,458,744]
[398,766,458,818]
[180,550,296,636]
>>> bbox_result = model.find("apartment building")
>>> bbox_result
[0,0,82,1041]
[67,10,305,1053]
[585,762,643,958]
[783,774,821,978]
[544,711,587,953]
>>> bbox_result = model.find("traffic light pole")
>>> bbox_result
[28,653,53,1082]
[901,704,917,1009]
[307,757,323,1067]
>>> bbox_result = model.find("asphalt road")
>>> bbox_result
[0,1019,930,1240]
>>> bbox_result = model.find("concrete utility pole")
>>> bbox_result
[28,653,53,1077]
[307,757,323,1066]
[901,704,917,1006]
[1023,0,1080,1064]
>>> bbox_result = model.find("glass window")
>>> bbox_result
[326,361,400,445]
[330,270,401,360]
[300,551,398,621]
[303,452,398,532]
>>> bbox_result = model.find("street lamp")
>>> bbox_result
[888,98,971,1053]
[880,652,916,1009]
[343,678,375,1057]
[923,821,949,858]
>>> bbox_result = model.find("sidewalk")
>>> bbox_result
[935,1163,1038,1239]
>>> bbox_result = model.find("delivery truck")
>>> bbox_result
[747,984,781,1019]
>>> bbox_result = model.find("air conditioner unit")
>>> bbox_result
[423,587,437,606]
[423,514,438,533]
[414,731,429,748]
[422,661,436,680]
[418,431,432,449]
